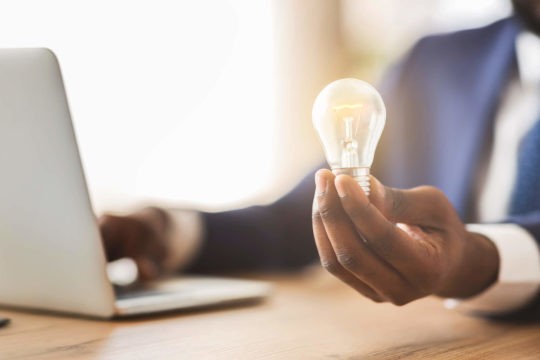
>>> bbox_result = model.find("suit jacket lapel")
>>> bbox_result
[434,18,520,218]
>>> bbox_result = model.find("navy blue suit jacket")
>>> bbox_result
[188,17,540,314]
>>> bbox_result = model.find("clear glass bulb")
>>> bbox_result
[312,78,386,195]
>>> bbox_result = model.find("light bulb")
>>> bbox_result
[312,78,386,195]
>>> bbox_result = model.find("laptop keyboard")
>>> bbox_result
[114,284,169,300]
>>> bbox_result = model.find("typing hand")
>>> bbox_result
[312,169,499,305]
[99,207,170,281]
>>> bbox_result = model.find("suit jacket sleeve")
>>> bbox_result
[185,167,321,273]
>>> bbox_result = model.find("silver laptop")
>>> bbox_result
[0,48,270,318]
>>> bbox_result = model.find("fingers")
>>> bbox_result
[99,215,130,261]
[312,197,384,302]
[334,175,439,282]
[98,213,167,280]
[134,257,160,281]
[314,170,418,305]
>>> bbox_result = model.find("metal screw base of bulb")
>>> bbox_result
[332,167,371,195]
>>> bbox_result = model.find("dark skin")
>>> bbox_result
[99,0,537,302]
[99,207,170,280]
[312,170,499,304]
[100,170,500,303]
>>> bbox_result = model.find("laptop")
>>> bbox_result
[0,48,270,318]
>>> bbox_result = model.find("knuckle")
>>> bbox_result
[318,205,338,223]
[386,290,415,306]
[359,290,384,303]
[388,187,408,218]
[388,295,408,306]
[321,259,341,275]
[420,186,447,204]
[369,296,385,303]
[336,251,360,271]
[421,186,453,218]
[351,286,384,303]
[392,298,409,307]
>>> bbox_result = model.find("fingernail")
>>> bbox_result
[336,184,347,198]
[335,180,347,198]
[315,173,327,195]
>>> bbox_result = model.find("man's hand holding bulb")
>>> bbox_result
[312,170,500,304]
[312,79,500,305]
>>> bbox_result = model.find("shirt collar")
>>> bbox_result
[516,31,540,86]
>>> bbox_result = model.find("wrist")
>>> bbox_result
[436,231,500,298]
[161,209,204,273]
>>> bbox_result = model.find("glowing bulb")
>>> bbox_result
[312,78,386,195]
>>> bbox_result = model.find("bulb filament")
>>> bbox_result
[341,116,358,167]
[334,104,363,168]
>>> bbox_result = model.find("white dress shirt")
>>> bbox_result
[164,31,540,315]
[445,31,540,314]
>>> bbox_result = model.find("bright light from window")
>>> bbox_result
[0,0,275,212]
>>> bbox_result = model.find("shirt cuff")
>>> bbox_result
[444,223,540,315]
[162,209,204,273]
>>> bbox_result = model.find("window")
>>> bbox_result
[0,0,275,212]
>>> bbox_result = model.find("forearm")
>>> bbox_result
[183,167,321,273]
[186,204,318,273]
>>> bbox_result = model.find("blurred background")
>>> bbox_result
[0,0,511,213]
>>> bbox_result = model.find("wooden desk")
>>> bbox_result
[1,270,540,359]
